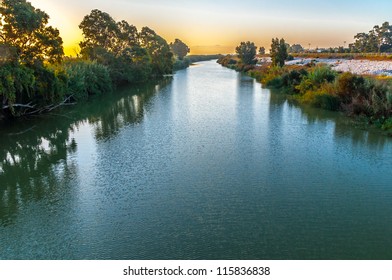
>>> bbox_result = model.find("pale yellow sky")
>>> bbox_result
[28,0,391,55]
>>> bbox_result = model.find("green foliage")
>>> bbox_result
[33,65,66,103]
[187,54,223,63]
[297,65,336,94]
[0,0,64,65]
[313,93,341,111]
[270,38,288,67]
[288,44,304,53]
[62,60,112,101]
[173,58,190,71]
[139,27,173,76]
[336,72,368,103]
[281,69,308,92]
[79,9,119,54]
[258,47,265,55]
[170,39,190,60]
[0,62,35,111]
[79,10,171,82]
[381,118,392,130]
[260,66,286,86]
[235,41,257,65]
[308,65,336,84]
[352,22,392,53]
[217,55,237,66]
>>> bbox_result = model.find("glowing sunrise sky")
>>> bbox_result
[28,0,392,55]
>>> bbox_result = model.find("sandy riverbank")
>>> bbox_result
[286,58,392,76]
[257,57,392,76]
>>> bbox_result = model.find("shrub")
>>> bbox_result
[336,72,367,103]
[62,60,112,101]
[296,65,336,95]
[313,93,341,111]
[281,69,308,92]
[260,66,286,85]
[381,117,392,130]
[173,58,190,71]
[307,65,336,85]
[0,63,35,109]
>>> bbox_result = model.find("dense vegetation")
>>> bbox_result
[250,64,392,131]
[218,35,392,134]
[0,0,217,120]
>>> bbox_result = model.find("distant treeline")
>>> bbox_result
[173,54,224,70]
[250,21,392,56]
[0,0,216,119]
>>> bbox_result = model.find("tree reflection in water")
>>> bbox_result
[0,79,171,226]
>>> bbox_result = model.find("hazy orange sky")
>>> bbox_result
[29,0,392,55]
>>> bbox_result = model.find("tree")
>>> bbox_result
[258,46,265,55]
[170,39,190,60]
[235,41,257,65]
[79,10,153,83]
[139,27,173,76]
[0,0,64,65]
[270,38,288,67]
[79,9,119,58]
[352,22,392,53]
[288,44,304,53]
[372,22,392,52]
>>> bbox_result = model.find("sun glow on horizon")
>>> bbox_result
[28,0,392,56]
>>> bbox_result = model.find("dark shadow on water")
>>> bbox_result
[0,78,172,226]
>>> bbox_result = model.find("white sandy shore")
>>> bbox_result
[286,58,392,76]
[257,57,392,76]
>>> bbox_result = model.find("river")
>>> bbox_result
[1,60,392,259]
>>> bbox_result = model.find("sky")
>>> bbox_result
[28,0,392,55]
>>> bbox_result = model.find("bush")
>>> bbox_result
[260,66,286,85]
[297,65,336,95]
[173,58,190,71]
[34,65,67,104]
[308,65,336,85]
[336,72,367,103]
[313,93,341,111]
[0,63,35,111]
[281,69,308,92]
[62,60,112,101]
[381,117,392,130]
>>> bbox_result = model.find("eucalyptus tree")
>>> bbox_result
[170,39,190,60]
[270,38,288,67]
[0,0,64,65]
[79,9,154,83]
[235,41,257,65]
[139,26,173,76]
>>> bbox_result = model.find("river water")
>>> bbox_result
[1,60,392,259]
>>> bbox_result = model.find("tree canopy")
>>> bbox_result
[79,10,173,81]
[139,26,173,76]
[288,44,304,53]
[352,22,392,53]
[236,41,257,65]
[270,38,288,67]
[170,39,190,60]
[0,0,64,65]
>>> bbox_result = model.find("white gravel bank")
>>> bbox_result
[286,58,392,76]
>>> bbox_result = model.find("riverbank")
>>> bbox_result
[218,55,392,136]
